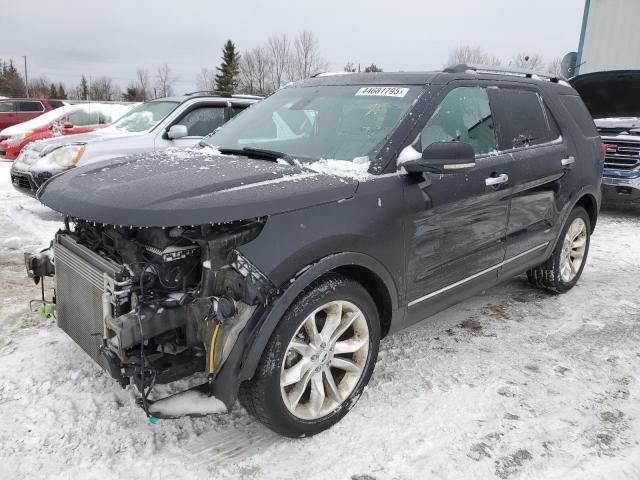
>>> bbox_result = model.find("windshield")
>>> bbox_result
[204,85,421,161]
[103,101,178,133]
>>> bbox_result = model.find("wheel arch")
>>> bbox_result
[210,252,401,410]
[574,192,598,232]
[241,252,399,380]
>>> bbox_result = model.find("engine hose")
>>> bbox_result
[208,322,221,375]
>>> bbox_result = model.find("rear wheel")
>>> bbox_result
[527,206,591,293]
[239,274,380,437]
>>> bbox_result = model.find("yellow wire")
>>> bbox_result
[209,323,221,375]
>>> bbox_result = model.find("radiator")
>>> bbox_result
[53,234,131,366]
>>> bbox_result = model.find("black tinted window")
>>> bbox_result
[48,100,65,109]
[179,106,225,136]
[560,95,598,138]
[231,106,246,118]
[496,89,558,149]
[0,101,16,113]
[18,101,44,112]
[419,87,497,155]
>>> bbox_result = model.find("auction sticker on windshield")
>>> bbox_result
[355,87,409,97]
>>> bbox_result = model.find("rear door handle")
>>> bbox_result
[561,156,575,169]
[485,173,509,187]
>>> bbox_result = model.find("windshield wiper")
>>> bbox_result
[217,147,295,165]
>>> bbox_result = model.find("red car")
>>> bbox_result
[0,98,65,134]
[0,103,132,160]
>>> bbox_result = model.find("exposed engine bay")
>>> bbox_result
[40,217,275,414]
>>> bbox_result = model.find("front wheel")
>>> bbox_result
[527,206,591,293]
[239,274,380,437]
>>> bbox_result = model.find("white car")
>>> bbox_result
[10,93,260,196]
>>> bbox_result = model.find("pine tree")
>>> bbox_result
[215,40,241,93]
[79,74,89,100]
[1,60,27,97]
[48,83,58,99]
[364,64,383,73]
[58,83,67,100]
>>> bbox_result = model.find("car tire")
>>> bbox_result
[239,274,380,438]
[527,206,591,293]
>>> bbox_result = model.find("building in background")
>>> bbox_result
[576,0,640,75]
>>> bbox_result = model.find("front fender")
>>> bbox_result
[210,251,401,409]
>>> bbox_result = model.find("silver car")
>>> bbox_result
[10,93,260,196]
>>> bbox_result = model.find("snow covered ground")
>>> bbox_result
[0,160,639,480]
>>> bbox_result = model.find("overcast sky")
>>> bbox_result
[1,0,585,95]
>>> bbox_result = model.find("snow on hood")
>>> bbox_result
[37,149,359,227]
[570,70,640,120]
[0,103,135,137]
[594,117,640,132]
[305,156,372,181]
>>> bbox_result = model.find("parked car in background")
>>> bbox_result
[571,70,640,207]
[0,103,133,160]
[10,92,260,196]
[0,98,65,135]
[33,67,602,437]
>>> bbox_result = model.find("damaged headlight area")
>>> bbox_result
[48,217,274,413]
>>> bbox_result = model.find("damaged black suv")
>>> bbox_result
[34,65,603,437]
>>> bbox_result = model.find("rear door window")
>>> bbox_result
[419,86,497,155]
[18,101,45,112]
[495,89,559,149]
[0,102,16,113]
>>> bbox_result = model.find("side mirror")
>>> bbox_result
[166,124,188,140]
[63,122,74,129]
[403,141,476,175]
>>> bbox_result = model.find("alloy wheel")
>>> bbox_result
[280,300,370,420]
[560,217,588,283]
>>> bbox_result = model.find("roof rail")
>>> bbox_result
[184,90,262,99]
[443,64,566,82]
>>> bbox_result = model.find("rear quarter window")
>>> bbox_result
[0,101,16,112]
[560,95,599,138]
[495,89,558,149]
[48,100,65,109]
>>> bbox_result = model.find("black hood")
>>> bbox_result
[37,151,358,227]
[570,70,640,119]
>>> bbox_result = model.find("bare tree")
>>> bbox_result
[239,46,271,95]
[447,45,502,66]
[292,30,326,80]
[136,68,151,101]
[156,62,177,98]
[28,77,52,98]
[546,57,563,76]
[510,53,544,70]
[90,76,117,101]
[195,67,216,91]
[267,34,291,89]
[344,62,357,73]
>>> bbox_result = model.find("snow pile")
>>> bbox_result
[306,156,372,180]
[149,391,227,417]
[397,145,421,165]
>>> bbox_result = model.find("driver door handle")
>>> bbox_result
[485,173,509,187]
[561,156,575,169]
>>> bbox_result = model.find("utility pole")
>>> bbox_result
[23,56,29,97]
